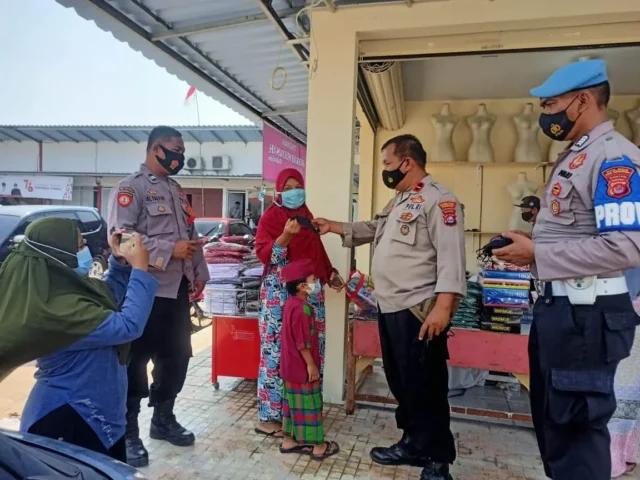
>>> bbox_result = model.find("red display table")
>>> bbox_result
[346,319,531,421]
[211,316,260,389]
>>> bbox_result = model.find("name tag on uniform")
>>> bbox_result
[594,155,640,232]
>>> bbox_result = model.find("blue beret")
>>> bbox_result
[530,59,608,98]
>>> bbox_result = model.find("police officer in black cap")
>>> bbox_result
[516,196,540,225]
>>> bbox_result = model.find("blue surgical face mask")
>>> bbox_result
[24,238,92,278]
[75,247,93,277]
[306,279,321,296]
[280,189,306,209]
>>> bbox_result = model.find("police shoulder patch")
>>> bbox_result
[594,154,640,233]
[438,201,457,226]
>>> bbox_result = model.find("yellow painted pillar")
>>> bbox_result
[305,18,358,404]
[354,108,375,275]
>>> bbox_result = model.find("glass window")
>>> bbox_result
[5,213,47,239]
[195,220,223,237]
[76,210,103,233]
[0,215,20,243]
[229,221,253,237]
[42,211,78,221]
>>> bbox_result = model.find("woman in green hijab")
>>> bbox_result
[0,217,158,461]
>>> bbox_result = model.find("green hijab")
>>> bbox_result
[0,217,126,382]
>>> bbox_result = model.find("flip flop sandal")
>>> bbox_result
[254,428,283,437]
[279,444,313,455]
[310,441,340,462]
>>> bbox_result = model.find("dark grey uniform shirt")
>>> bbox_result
[107,164,210,299]
[342,175,467,313]
[533,121,640,281]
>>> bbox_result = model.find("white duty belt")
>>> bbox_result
[536,276,628,305]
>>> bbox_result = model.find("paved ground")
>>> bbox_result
[2,328,638,479]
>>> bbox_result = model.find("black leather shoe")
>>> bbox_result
[370,442,429,467]
[125,402,149,468]
[420,461,453,480]
[149,399,196,447]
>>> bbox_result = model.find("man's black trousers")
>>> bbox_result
[127,277,193,406]
[529,287,638,479]
[378,309,456,464]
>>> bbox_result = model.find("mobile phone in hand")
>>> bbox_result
[119,232,136,254]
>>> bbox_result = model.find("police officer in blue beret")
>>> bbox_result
[494,59,640,479]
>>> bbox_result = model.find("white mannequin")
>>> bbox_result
[466,103,496,163]
[430,104,458,163]
[513,103,542,163]
[507,172,538,232]
[626,103,640,145]
[608,108,620,127]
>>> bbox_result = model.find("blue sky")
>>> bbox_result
[0,0,252,126]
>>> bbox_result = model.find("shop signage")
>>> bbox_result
[262,124,306,183]
[0,175,73,201]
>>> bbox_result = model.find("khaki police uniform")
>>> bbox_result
[342,175,466,465]
[107,164,210,408]
[529,122,640,479]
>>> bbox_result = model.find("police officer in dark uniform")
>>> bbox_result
[517,195,540,225]
[495,60,640,479]
[108,127,210,467]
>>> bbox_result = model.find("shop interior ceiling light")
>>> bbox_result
[361,62,406,131]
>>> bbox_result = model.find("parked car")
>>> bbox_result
[0,429,146,479]
[194,217,255,246]
[0,205,110,277]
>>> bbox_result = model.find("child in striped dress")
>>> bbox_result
[278,259,339,461]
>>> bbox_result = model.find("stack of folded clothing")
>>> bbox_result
[451,279,482,329]
[203,283,238,316]
[204,242,252,265]
[479,264,531,334]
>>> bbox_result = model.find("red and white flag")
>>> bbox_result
[184,86,196,104]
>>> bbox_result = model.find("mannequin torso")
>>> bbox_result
[507,172,538,232]
[513,103,542,163]
[430,104,458,163]
[608,108,620,127]
[626,105,640,145]
[467,104,496,163]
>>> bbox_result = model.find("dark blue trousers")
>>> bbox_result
[529,286,638,479]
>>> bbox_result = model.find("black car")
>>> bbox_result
[0,205,110,276]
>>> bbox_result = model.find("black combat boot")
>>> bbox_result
[420,461,453,480]
[149,398,195,447]
[370,433,428,467]
[125,401,149,468]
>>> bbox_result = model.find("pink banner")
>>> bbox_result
[262,124,306,183]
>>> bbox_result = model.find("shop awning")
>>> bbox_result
[51,1,415,144]
[0,125,263,144]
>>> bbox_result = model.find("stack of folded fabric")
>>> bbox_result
[451,279,482,329]
[204,242,252,265]
[479,265,531,334]
[203,283,238,316]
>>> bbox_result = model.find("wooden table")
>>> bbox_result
[346,319,531,422]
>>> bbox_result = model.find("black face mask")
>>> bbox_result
[539,96,581,141]
[521,211,534,222]
[382,160,407,190]
[156,146,185,175]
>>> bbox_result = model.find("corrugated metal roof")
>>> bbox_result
[0,125,263,144]
[54,0,311,143]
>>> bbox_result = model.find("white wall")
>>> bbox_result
[0,140,262,176]
[0,142,39,171]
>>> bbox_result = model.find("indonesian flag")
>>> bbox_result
[184,86,196,104]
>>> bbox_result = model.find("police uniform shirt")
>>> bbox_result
[342,175,467,313]
[107,164,210,298]
[532,121,640,281]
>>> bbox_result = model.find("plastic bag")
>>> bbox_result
[344,270,378,316]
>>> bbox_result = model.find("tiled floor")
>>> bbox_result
[136,349,552,480]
